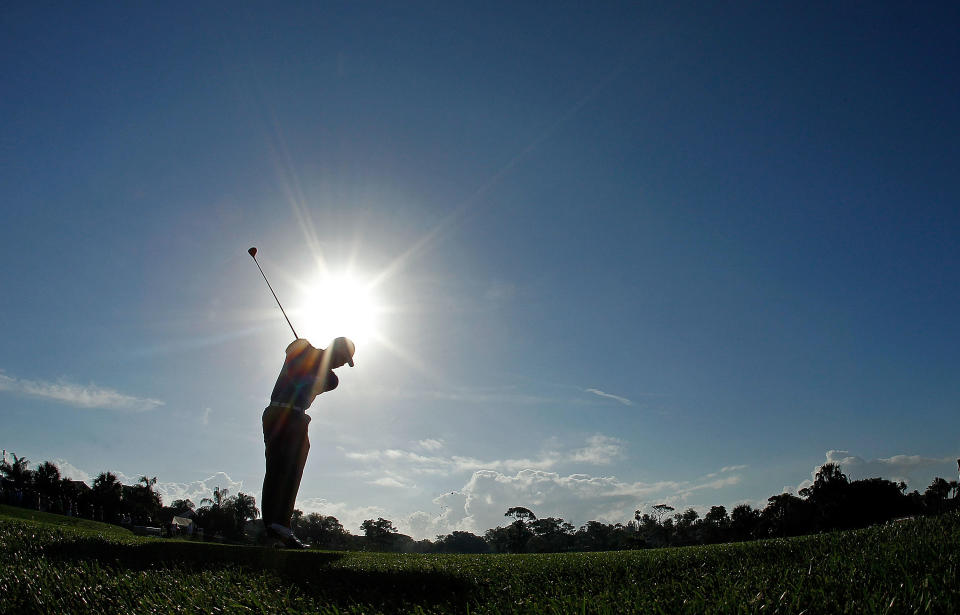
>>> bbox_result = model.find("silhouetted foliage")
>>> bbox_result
[730,503,760,541]
[435,531,490,553]
[484,525,512,553]
[124,476,163,524]
[2,450,957,553]
[528,517,576,552]
[171,498,195,511]
[361,517,400,551]
[92,472,124,523]
[297,512,349,548]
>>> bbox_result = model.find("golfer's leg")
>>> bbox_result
[261,407,287,527]
[277,417,310,528]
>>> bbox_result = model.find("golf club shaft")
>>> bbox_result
[250,253,299,340]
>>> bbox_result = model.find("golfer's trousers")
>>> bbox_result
[261,405,311,528]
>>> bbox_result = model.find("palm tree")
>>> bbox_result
[128,476,162,523]
[0,453,33,490]
[34,461,62,509]
[201,486,229,509]
[34,461,61,490]
[230,492,259,526]
[924,477,951,515]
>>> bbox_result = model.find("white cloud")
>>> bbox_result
[370,476,412,488]
[51,458,90,483]
[385,465,747,539]
[585,388,633,406]
[800,450,957,493]
[721,464,748,473]
[155,472,245,506]
[201,407,212,426]
[402,510,454,540]
[570,435,624,465]
[0,371,163,412]
[417,438,445,451]
[341,434,625,481]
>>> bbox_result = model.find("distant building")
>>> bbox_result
[172,515,194,535]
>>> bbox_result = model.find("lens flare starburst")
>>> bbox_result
[294,273,380,348]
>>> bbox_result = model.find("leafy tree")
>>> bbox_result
[300,513,347,548]
[803,463,850,530]
[436,531,490,553]
[634,512,659,545]
[361,517,399,551]
[91,472,123,523]
[730,503,760,541]
[672,508,700,545]
[846,477,910,526]
[651,503,675,524]
[704,505,728,526]
[924,477,951,515]
[484,526,512,553]
[171,499,195,512]
[700,505,729,543]
[504,506,537,523]
[528,517,576,552]
[502,507,536,553]
[760,493,812,538]
[634,504,677,547]
[124,476,163,524]
[575,521,616,551]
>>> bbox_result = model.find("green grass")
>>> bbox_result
[2,505,958,614]
[0,504,133,538]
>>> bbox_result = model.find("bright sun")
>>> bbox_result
[294,273,381,349]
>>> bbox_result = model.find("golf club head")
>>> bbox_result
[248,247,257,257]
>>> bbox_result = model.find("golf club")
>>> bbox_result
[248,247,299,340]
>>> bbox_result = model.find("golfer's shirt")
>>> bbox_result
[269,344,338,411]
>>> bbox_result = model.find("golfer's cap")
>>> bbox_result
[330,336,356,367]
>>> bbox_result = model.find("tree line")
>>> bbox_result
[0,452,259,541]
[2,451,957,553]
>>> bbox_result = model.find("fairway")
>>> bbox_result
[2,506,958,614]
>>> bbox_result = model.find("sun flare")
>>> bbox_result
[294,272,381,349]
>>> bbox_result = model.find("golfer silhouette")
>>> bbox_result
[261,336,355,548]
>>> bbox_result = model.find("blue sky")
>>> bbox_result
[2,3,958,538]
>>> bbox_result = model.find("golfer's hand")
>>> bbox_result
[285,338,316,358]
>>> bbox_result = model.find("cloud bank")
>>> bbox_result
[292,448,746,540]
[0,371,163,412]
[155,472,246,506]
[390,465,746,539]
[342,435,626,486]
